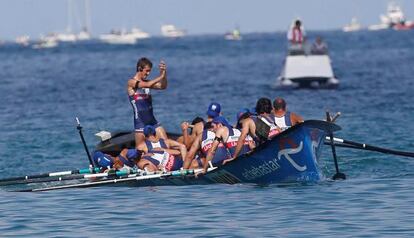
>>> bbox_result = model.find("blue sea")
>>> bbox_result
[1,30,414,237]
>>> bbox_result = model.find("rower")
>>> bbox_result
[223,108,257,163]
[137,125,187,172]
[177,102,222,149]
[183,120,229,170]
[272,97,304,131]
[254,97,281,139]
[92,148,143,172]
[202,116,254,172]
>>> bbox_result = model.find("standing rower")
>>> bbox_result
[127,57,168,148]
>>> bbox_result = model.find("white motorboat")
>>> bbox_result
[343,17,362,32]
[32,36,58,49]
[161,24,185,38]
[99,30,137,45]
[277,45,338,89]
[368,2,413,31]
[130,27,150,39]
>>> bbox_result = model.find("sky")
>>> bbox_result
[0,0,413,40]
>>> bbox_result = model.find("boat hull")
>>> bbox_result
[96,120,339,187]
[277,54,339,89]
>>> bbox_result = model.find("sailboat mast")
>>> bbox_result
[66,0,73,33]
[84,0,91,33]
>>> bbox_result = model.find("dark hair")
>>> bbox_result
[273,97,286,111]
[136,57,153,72]
[204,122,213,130]
[236,113,251,129]
[256,97,272,114]
[295,20,301,27]
[191,117,205,125]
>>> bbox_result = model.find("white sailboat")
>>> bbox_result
[76,0,92,40]
[161,24,185,38]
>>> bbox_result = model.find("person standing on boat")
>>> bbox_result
[272,97,304,131]
[127,57,168,148]
[287,19,306,54]
[136,125,187,172]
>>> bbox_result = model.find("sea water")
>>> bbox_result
[0,30,413,237]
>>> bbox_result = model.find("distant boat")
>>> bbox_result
[277,35,338,89]
[32,36,58,49]
[369,2,414,31]
[99,29,137,45]
[224,28,242,40]
[161,24,185,38]
[15,35,30,46]
[130,27,151,39]
[343,17,362,32]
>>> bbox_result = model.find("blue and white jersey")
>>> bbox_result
[201,129,230,166]
[224,126,252,157]
[129,86,158,131]
[142,151,183,172]
[274,111,292,131]
[145,138,168,152]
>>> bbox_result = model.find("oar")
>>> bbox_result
[326,137,414,158]
[326,111,346,180]
[76,117,95,171]
[0,169,134,186]
[0,167,100,185]
[15,168,214,192]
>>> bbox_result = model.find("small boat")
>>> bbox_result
[224,28,242,41]
[15,35,30,47]
[369,2,414,31]
[277,44,339,89]
[343,17,362,32]
[161,24,185,38]
[99,30,137,45]
[32,36,58,49]
[130,27,151,39]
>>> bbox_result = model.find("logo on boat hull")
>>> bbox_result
[277,141,306,171]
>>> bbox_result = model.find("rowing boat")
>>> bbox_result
[96,120,341,185]
[1,120,341,192]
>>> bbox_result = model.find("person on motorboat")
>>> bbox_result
[127,57,168,149]
[287,19,306,55]
[92,148,143,172]
[136,125,187,172]
[272,97,304,131]
[178,102,222,149]
[201,116,254,173]
[311,36,328,55]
